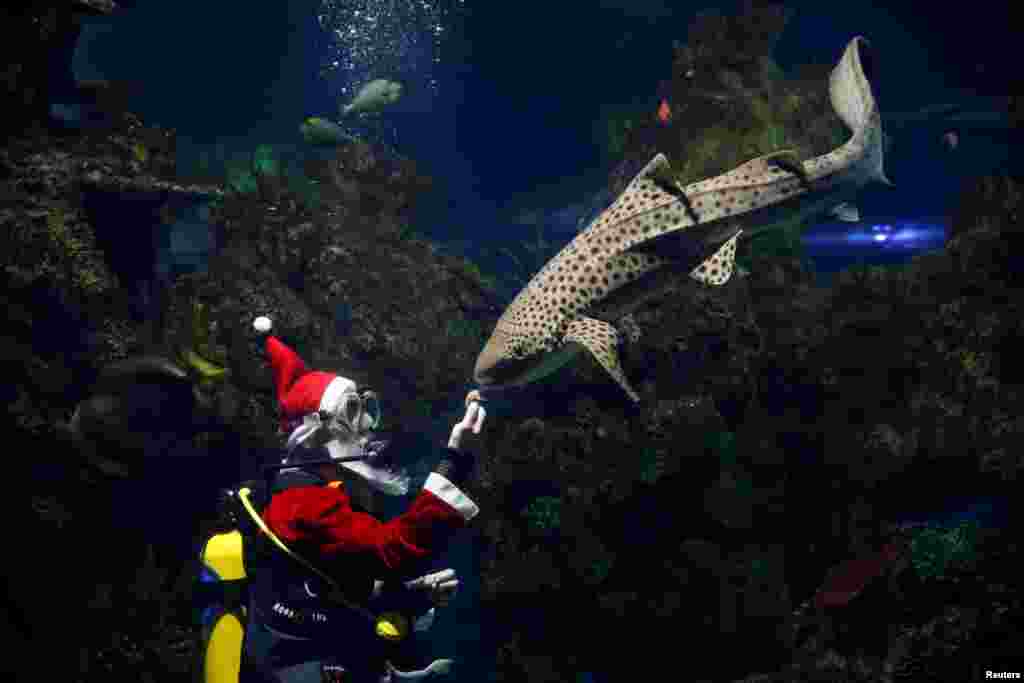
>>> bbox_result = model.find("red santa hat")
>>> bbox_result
[253,316,409,495]
[253,316,357,434]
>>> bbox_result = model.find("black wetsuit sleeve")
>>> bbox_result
[433,447,476,488]
[476,384,528,401]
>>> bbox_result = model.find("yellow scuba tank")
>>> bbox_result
[201,604,246,683]
[197,488,251,683]
[198,529,248,683]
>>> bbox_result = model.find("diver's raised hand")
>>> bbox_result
[447,400,485,451]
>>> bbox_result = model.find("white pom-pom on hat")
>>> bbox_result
[253,316,273,334]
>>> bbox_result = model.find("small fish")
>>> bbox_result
[657,98,672,124]
[180,349,228,380]
[385,658,454,680]
[814,541,905,609]
[942,130,959,150]
[73,0,117,16]
[66,356,224,477]
[341,79,404,117]
[831,202,860,222]
[300,117,355,147]
[319,61,341,79]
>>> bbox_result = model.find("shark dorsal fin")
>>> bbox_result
[616,153,674,200]
[628,153,673,190]
[706,150,806,190]
[618,153,701,224]
[599,153,685,227]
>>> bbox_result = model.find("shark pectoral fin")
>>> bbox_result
[564,317,641,402]
[689,230,742,286]
[618,313,642,345]
[831,202,860,222]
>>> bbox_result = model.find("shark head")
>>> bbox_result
[472,327,512,387]
[473,319,580,390]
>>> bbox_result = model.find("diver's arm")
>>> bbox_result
[265,462,478,578]
[443,399,485,480]
[416,395,482,523]
[264,404,484,577]
[433,447,475,490]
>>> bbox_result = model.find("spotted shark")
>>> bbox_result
[472,36,891,403]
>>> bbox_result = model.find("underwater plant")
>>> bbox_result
[587,555,614,583]
[177,299,228,385]
[444,315,485,343]
[523,496,561,532]
[638,447,662,484]
[395,223,423,241]
[252,145,280,177]
[605,115,636,159]
[707,430,738,466]
[909,520,980,580]
[39,204,108,294]
[218,144,320,209]
[131,142,149,164]
[225,164,258,195]
[451,258,497,291]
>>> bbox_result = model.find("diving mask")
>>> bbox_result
[284,389,382,454]
[337,389,381,434]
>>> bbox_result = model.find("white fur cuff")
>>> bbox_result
[424,472,479,521]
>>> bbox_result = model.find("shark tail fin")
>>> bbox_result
[829,36,893,187]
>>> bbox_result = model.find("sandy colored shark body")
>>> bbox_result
[473,36,890,402]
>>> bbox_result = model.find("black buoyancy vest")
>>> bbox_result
[244,469,383,650]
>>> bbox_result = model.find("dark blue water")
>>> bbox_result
[894,495,1012,531]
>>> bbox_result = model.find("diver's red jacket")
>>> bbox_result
[262,447,479,589]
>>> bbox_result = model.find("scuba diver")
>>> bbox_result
[201,316,487,683]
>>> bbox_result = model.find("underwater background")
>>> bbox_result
[3,0,1022,681]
